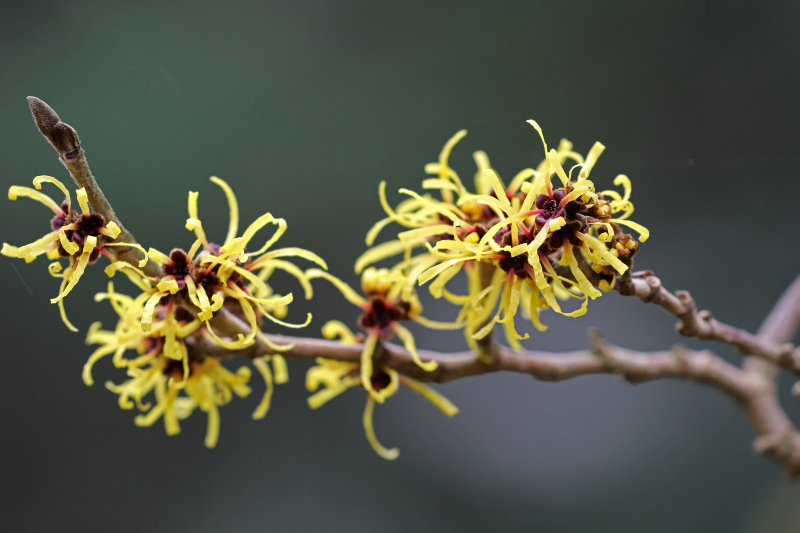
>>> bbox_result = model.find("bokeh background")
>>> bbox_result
[2,1,800,531]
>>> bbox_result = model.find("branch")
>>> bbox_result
[745,273,800,377]
[30,98,800,476]
[27,97,160,277]
[187,319,800,476]
[615,271,800,376]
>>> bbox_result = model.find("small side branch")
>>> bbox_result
[616,272,800,376]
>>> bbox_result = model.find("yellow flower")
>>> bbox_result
[307,266,461,401]
[417,120,650,349]
[306,323,458,460]
[105,176,325,353]
[1,175,137,331]
[84,280,284,448]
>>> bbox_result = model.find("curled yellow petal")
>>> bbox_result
[393,323,437,372]
[50,236,97,304]
[76,187,90,215]
[210,176,239,244]
[363,396,399,460]
[141,291,168,332]
[306,269,367,307]
[251,357,274,420]
[156,279,180,294]
[33,176,71,210]
[103,242,149,267]
[610,218,649,242]
[100,221,121,239]
[402,378,459,417]
[574,233,628,274]
[58,228,79,256]
[272,355,289,384]
[8,186,62,213]
[57,271,79,332]
[360,330,381,402]
[321,320,358,343]
[579,142,606,180]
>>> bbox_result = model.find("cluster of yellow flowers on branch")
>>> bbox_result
[4,97,653,459]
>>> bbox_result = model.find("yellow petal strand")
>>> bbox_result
[365,216,393,246]
[363,396,400,460]
[272,355,289,384]
[398,188,462,224]
[613,174,632,203]
[412,314,464,330]
[476,194,516,218]
[575,233,628,274]
[417,257,471,286]
[360,330,381,402]
[262,259,314,299]
[428,261,463,299]
[548,149,571,187]
[203,403,220,449]
[507,168,536,195]
[473,149,491,172]
[564,244,602,299]
[209,176,239,244]
[103,242,149,267]
[470,316,498,340]
[393,323,437,372]
[398,224,454,242]
[147,247,171,265]
[482,169,511,208]
[422,178,461,193]
[187,190,199,220]
[378,181,404,223]
[251,247,327,270]
[50,236,97,304]
[82,345,118,386]
[33,176,71,210]
[100,221,121,239]
[373,368,400,403]
[141,291,167,332]
[307,377,360,409]
[354,239,421,274]
[439,129,467,169]
[104,261,152,291]
[76,187,90,215]
[321,320,358,343]
[261,307,311,329]
[537,258,588,317]
[435,129,467,201]
[185,217,206,243]
[251,357,274,420]
[58,228,79,256]
[240,214,284,256]
[15,231,61,260]
[156,278,180,294]
[57,272,79,332]
[306,269,367,307]
[610,218,650,242]
[579,142,606,180]
[401,378,459,416]
[8,186,62,213]
[1,243,19,257]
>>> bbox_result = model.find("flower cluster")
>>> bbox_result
[4,117,651,458]
[83,176,327,446]
[304,268,459,459]
[2,176,128,331]
[357,121,649,350]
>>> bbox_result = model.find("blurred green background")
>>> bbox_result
[2,1,800,531]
